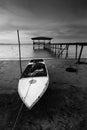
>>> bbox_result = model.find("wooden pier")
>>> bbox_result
[31,37,87,63]
[45,43,78,59]
[46,43,87,63]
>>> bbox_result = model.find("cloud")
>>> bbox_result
[0,0,87,42]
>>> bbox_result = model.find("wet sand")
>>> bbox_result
[0,59,87,129]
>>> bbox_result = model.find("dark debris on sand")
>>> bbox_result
[66,67,78,73]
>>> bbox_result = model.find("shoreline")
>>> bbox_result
[0,57,86,60]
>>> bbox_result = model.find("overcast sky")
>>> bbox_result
[0,0,87,43]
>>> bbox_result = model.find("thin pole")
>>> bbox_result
[17,30,22,75]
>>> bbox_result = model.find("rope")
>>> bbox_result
[12,79,33,130]
[12,102,24,130]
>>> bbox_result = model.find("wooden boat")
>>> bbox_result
[18,59,49,109]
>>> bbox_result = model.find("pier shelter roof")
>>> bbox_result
[31,36,53,41]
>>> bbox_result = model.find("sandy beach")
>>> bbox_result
[0,58,87,129]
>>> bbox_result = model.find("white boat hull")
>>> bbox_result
[18,77,49,109]
[18,59,49,109]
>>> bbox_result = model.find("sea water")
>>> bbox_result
[0,44,54,60]
[0,44,87,60]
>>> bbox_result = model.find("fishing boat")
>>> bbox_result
[18,59,49,109]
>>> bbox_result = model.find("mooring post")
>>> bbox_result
[17,30,22,75]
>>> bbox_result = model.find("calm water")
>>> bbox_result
[0,44,87,60]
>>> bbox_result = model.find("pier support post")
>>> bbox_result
[77,45,83,63]
[57,45,60,57]
[33,43,34,50]
[43,40,45,49]
[33,40,35,50]
[52,44,54,53]
[60,44,62,57]
[75,45,78,59]
[53,45,55,54]
[65,45,69,59]
[44,43,45,49]
[54,44,56,55]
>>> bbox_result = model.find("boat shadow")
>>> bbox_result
[20,85,87,130]
[0,85,86,129]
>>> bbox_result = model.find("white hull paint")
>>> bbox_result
[18,59,49,109]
